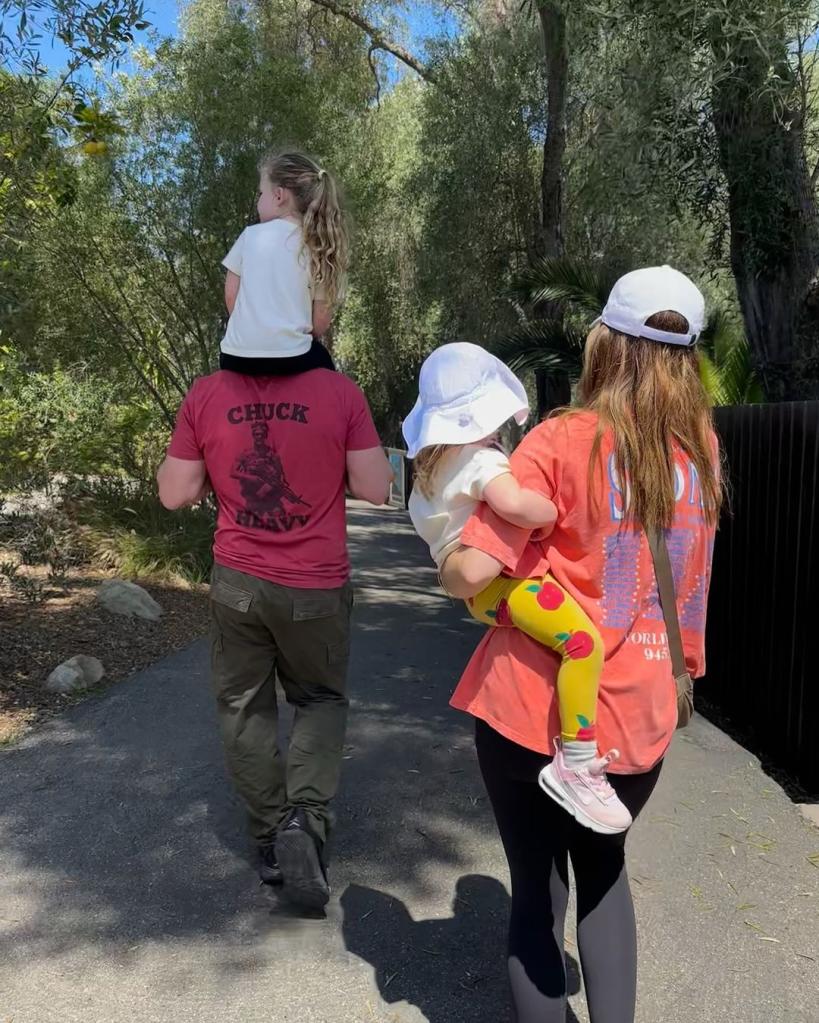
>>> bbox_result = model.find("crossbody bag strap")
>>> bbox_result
[646,527,687,680]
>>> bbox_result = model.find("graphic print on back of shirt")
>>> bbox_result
[231,420,311,532]
[601,452,710,653]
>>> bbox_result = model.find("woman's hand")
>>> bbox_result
[440,547,504,600]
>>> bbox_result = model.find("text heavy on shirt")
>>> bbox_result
[451,412,717,774]
[168,369,381,589]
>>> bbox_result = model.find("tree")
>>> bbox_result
[0,1,148,360]
[495,256,761,406]
[299,1,577,412]
[14,0,377,426]
[332,78,444,444]
[708,2,819,400]
[618,0,819,400]
[414,15,544,345]
[0,0,148,223]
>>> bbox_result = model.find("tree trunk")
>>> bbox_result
[711,30,819,401]
[535,2,571,416]
[536,369,571,419]
[538,2,568,260]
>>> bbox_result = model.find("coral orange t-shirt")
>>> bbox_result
[450,412,717,773]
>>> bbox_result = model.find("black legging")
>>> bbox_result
[475,718,662,1023]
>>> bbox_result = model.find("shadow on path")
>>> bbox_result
[341,874,582,1023]
[0,509,495,972]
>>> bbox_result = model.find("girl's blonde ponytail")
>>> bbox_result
[259,150,349,308]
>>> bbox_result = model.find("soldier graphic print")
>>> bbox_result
[231,421,311,531]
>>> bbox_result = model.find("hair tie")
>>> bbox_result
[317,168,326,180]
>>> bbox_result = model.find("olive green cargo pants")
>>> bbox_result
[209,563,353,845]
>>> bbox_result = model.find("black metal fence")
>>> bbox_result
[703,401,819,792]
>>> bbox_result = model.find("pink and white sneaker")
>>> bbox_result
[538,743,633,834]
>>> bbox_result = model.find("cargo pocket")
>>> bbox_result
[210,626,224,667]
[210,579,253,613]
[292,591,341,622]
[327,640,350,665]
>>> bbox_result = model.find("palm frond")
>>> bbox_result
[699,306,739,364]
[720,335,762,405]
[509,257,619,319]
[494,319,585,378]
[699,350,728,406]
[501,259,762,409]
[699,332,761,406]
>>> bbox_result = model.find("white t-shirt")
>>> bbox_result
[408,443,511,569]
[221,220,317,358]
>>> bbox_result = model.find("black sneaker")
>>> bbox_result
[258,839,283,886]
[276,807,330,910]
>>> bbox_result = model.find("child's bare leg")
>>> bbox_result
[439,546,503,599]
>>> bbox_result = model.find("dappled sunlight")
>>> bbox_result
[0,506,496,981]
[1,503,818,1021]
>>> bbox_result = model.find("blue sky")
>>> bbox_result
[30,1,456,79]
[22,2,178,74]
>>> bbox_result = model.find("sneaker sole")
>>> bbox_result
[538,764,630,835]
[276,829,330,909]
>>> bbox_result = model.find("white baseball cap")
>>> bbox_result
[402,342,529,459]
[598,266,705,347]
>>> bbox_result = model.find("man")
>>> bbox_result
[157,364,392,910]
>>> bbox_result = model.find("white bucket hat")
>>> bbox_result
[402,342,529,459]
[598,265,705,347]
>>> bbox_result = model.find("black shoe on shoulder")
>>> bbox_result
[258,839,283,886]
[275,807,330,910]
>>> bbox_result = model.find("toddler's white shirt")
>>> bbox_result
[408,443,511,569]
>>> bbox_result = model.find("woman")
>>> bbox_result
[441,266,721,1022]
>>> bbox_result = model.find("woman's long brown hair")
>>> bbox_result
[576,311,722,531]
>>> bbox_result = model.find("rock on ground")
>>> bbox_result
[45,655,105,694]
[97,579,163,621]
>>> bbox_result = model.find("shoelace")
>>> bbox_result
[584,749,621,801]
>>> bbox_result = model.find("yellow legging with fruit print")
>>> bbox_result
[467,575,603,743]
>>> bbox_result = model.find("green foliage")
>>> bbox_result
[415,17,545,343]
[0,353,160,490]
[0,1,147,236]
[497,255,761,405]
[495,318,585,378]
[509,256,620,319]
[1,0,806,524]
[62,477,215,583]
[698,308,765,406]
[335,80,441,442]
[8,0,379,426]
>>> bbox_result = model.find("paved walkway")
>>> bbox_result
[1,506,817,1023]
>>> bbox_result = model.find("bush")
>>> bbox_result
[62,477,215,584]
[0,498,91,603]
[0,355,164,492]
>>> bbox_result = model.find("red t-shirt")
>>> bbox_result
[167,369,381,588]
[450,412,717,773]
